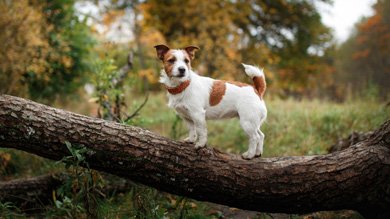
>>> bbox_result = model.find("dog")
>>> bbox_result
[154,44,267,159]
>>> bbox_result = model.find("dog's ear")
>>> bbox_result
[154,44,170,60]
[184,46,199,60]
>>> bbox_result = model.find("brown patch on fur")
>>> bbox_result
[253,76,266,99]
[163,50,176,76]
[209,80,226,106]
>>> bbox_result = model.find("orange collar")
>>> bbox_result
[165,80,191,95]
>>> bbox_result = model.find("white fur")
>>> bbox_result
[242,63,264,78]
[160,53,267,159]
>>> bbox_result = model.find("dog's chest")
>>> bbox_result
[168,95,191,117]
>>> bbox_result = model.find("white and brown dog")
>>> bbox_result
[155,44,267,159]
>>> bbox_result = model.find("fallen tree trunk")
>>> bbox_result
[0,130,373,211]
[0,95,389,218]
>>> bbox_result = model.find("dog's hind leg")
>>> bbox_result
[240,119,260,160]
[255,129,265,157]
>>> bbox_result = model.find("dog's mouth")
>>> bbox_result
[174,73,185,78]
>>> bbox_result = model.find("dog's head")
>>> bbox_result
[154,44,199,81]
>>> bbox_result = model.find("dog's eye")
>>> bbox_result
[168,58,175,64]
[184,59,189,64]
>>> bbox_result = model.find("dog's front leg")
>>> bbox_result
[191,110,207,149]
[182,118,197,143]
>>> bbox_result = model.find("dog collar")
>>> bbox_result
[165,80,191,95]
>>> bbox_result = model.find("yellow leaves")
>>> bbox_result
[226,49,237,60]
[0,0,50,95]
[138,69,158,84]
[139,28,166,57]
[61,56,73,68]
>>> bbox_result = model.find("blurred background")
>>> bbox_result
[0,0,389,218]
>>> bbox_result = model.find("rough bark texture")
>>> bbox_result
[0,95,389,218]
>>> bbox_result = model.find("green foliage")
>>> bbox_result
[25,0,95,102]
[0,0,95,102]
[91,56,123,121]
[49,141,104,218]
[60,141,89,168]
[142,0,334,96]
[0,202,24,218]
[92,185,213,218]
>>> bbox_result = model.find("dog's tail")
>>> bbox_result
[242,63,266,98]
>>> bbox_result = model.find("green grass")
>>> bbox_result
[1,93,388,218]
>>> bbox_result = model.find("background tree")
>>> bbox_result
[335,0,390,100]
[25,0,95,102]
[234,0,334,97]
[142,0,242,80]
[0,0,95,103]
[0,0,50,96]
[142,0,334,96]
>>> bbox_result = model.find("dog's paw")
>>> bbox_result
[254,153,262,158]
[194,142,206,149]
[242,151,255,160]
[183,137,196,143]
[255,150,263,157]
[255,145,263,157]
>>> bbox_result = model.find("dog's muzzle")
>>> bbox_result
[177,67,186,77]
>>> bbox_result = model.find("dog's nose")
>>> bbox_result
[178,67,186,75]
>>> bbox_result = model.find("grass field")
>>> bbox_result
[1,93,389,218]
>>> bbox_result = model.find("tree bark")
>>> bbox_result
[0,95,389,218]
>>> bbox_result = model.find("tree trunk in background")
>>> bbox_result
[0,174,64,212]
[0,173,134,211]
[0,95,389,218]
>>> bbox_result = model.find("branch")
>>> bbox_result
[0,95,389,218]
[124,94,149,122]
[328,131,373,152]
